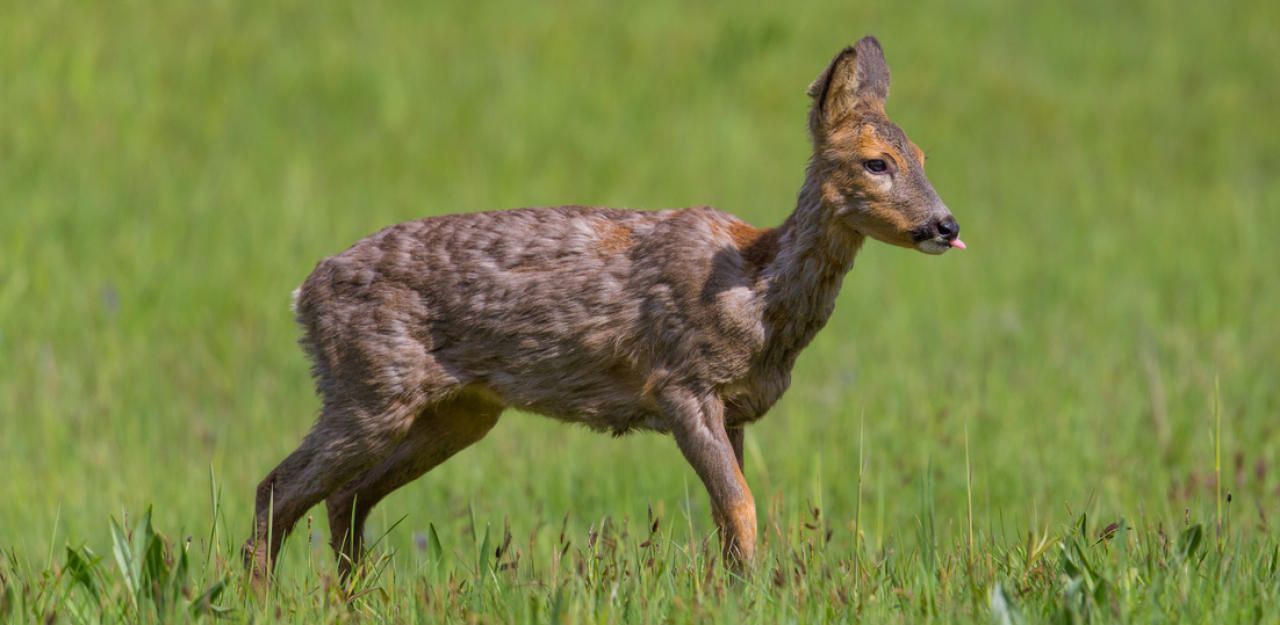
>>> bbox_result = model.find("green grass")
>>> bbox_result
[2,0,1278,622]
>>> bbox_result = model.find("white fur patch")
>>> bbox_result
[915,240,950,255]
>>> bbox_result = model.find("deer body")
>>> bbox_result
[245,36,961,584]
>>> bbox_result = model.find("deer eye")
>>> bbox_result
[863,159,889,174]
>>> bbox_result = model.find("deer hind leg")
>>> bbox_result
[663,389,757,569]
[242,398,420,587]
[325,391,503,580]
[727,426,745,471]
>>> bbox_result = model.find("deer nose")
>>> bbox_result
[934,215,960,240]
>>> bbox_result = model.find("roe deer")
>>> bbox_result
[244,35,963,584]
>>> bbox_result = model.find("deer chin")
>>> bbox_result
[915,237,954,255]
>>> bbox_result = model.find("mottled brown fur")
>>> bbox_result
[596,221,634,255]
[244,36,959,586]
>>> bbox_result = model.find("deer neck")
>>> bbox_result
[760,163,865,363]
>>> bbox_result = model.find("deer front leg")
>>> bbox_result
[662,389,756,568]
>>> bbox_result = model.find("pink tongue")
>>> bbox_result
[950,238,967,250]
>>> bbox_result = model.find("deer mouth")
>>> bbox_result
[910,219,965,255]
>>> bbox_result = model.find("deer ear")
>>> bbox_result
[807,37,890,133]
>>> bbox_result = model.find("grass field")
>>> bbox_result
[3,1,1279,622]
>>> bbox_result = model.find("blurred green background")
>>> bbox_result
[1,0,1277,585]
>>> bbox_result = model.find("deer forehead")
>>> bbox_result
[828,123,914,168]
